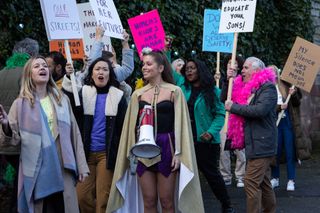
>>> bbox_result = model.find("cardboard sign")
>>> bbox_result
[49,39,84,60]
[219,0,257,33]
[280,37,320,93]
[128,9,165,58]
[89,0,123,39]
[40,0,83,40]
[203,9,234,53]
[78,2,112,56]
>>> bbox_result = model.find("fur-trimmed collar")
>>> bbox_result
[228,68,276,149]
[82,85,123,116]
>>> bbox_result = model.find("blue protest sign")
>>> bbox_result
[202,9,234,53]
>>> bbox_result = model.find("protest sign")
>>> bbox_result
[40,0,83,40]
[280,37,320,93]
[219,0,257,33]
[49,39,84,59]
[203,9,234,53]
[89,0,123,39]
[128,9,165,58]
[78,2,112,56]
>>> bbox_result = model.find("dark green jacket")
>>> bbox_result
[175,73,225,144]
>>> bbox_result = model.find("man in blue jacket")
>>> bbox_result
[225,57,277,213]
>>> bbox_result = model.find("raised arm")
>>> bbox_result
[114,30,134,82]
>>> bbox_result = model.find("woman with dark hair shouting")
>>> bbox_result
[179,59,235,213]
[63,57,127,213]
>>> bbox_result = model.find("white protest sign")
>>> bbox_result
[78,2,112,56]
[89,0,123,39]
[219,0,257,33]
[40,0,83,40]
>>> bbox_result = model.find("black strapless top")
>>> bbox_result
[138,100,174,133]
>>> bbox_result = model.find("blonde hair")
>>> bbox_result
[20,56,63,106]
[268,65,281,85]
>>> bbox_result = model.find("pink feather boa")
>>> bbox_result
[227,68,276,149]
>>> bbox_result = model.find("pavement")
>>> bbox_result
[201,148,320,213]
[1,150,319,212]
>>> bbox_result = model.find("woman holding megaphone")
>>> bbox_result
[107,48,204,213]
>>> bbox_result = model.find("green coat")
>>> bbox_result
[176,74,225,144]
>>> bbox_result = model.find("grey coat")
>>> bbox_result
[230,82,278,159]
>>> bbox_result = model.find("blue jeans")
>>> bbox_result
[272,112,296,180]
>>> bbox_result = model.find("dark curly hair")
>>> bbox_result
[84,57,119,91]
[181,59,216,110]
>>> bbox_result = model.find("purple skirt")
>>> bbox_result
[136,132,175,177]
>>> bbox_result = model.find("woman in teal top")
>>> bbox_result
[177,59,235,213]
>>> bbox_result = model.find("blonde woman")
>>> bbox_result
[0,56,89,213]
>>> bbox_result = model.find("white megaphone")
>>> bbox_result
[130,105,161,159]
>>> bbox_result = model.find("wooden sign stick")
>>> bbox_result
[223,32,238,133]
[216,52,221,88]
[276,85,295,126]
[64,40,80,106]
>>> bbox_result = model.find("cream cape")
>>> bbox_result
[106,82,204,213]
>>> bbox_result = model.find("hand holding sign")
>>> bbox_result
[96,26,105,41]
[276,85,295,126]
[122,30,130,49]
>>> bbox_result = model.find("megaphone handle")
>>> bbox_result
[138,111,146,128]
[129,154,138,175]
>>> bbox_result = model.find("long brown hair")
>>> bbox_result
[20,56,63,106]
[142,50,174,84]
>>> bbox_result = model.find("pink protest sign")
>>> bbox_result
[128,9,165,58]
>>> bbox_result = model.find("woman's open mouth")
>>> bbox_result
[39,71,47,76]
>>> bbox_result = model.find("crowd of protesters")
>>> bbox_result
[0,26,312,213]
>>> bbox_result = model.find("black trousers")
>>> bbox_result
[195,142,231,208]
[42,191,65,213]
